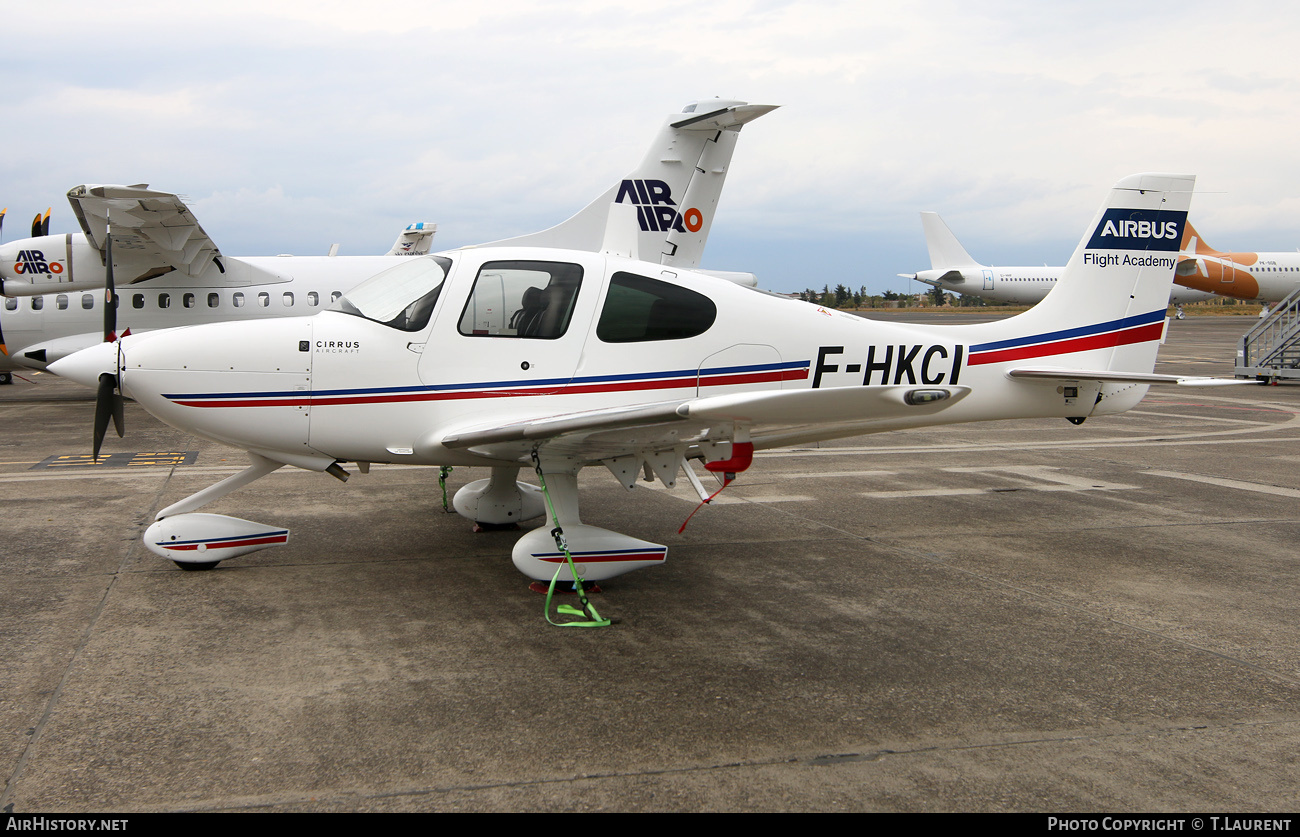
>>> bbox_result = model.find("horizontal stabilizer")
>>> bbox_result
[1008,367,1255,387]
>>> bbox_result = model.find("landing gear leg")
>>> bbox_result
[144,452,291,569]
[512,453,666,583]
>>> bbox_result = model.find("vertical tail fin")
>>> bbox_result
[985,173,1194,385]
[484,99,776,267]
[920,211,979,269]
[387,222,437,256]
[1181,220,1216,255]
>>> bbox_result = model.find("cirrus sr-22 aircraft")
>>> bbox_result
[53,172,1240,619]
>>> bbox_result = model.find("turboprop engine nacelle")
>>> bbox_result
[0,234,107,296]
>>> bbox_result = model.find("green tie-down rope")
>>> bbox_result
[439,466,453,512]
[531,450,612,628]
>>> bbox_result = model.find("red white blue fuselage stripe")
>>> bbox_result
[530,546,668,565]
[155,529,290,551]
[967,309,1165,366]
[163,360,812,408]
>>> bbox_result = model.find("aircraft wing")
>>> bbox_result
[67,184,222,278]
[439,384,971,463]
[1008,367,1255,387]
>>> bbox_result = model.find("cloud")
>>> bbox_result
[5,2,1300,290]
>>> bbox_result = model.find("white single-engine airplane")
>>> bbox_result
[54,172,1232,609]
[904,210,1217,309]
[2,98,772,382]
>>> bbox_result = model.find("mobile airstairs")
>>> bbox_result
[1236,286,1300,381]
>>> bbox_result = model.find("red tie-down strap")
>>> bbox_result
[679,442,755,533]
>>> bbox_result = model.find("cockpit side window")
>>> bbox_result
[333,255,451,332]
[457,261,583,339]
[597,272,716,342]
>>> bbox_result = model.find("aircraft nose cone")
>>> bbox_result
[48,341,118,389]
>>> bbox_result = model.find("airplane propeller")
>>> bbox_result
[104,230,118,341]
[0,208,7,355]
[93,225,125,460]
[30,207,50,238]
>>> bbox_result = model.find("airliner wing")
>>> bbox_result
[67,184,222,278]
[439,384,971,462]
[1008,367,1254,387]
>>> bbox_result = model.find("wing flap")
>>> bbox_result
[436,385,971,463]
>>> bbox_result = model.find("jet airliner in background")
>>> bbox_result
[1175,222,1300,303]
[902,211,1217,310]
[0,98,774,383]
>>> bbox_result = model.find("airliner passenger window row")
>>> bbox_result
[3,290,339,315]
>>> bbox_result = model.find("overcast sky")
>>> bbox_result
[5,1,1300,294]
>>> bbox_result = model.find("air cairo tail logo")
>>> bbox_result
[615,179,704,234]
[11,249,63,275]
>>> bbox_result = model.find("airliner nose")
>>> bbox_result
[48,341,118,389]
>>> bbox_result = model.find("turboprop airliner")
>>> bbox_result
[53,172,1245,623]
[0,98,773,383]
[0,187,436,384]
[903,211,1218,311]
[1174,221,1300,303]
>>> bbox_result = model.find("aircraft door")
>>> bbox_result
[698,344,784,397]
[418,257,599,398]
[2,295,44,357]
[983,269,995,290]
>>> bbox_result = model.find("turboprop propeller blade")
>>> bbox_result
[103,232,117,341]
[93,222,125,459]
[93,371,124,461]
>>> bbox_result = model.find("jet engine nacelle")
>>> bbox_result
[144,513,290,565]
[0,234,106,296]
[512,524,667,582]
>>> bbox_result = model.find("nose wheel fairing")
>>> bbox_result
[144,513,290,564]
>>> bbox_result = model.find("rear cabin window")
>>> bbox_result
[596,272,716,342]
[458,261,583,339]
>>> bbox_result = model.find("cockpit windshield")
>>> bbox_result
[332,254,452,332]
